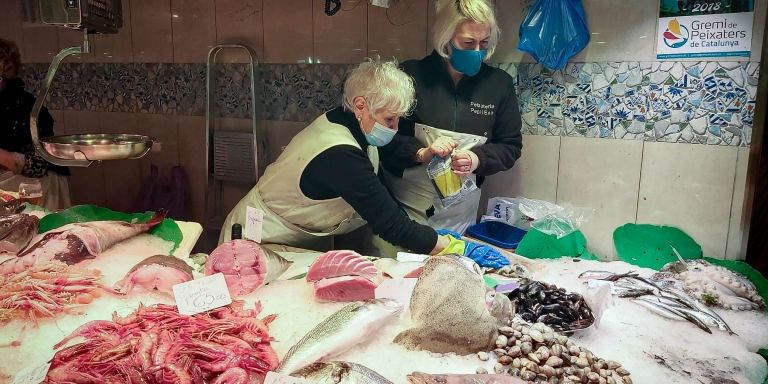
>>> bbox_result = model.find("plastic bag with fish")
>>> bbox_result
[394,255,512,355]
[0,214,38,255]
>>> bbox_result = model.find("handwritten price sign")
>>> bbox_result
[172,273,232,315]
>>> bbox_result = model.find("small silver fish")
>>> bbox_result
[276,299,403,375]
[633,297,712,333]
[293,361,393,384]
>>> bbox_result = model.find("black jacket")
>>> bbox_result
[380,51,523,184]
[0,78,68,177]
[298,107,437,253]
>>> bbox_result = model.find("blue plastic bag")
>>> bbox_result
[518,0,590,70]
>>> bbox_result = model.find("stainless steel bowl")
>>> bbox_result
[41,134,155,161]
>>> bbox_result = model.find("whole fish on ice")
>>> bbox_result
[205,239,292,297]
[114,255,194,296]
[0,211,166,274]
[276,298,403,375]
[0,214,38,255]
[293,361,393,384]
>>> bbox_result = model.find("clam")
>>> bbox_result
[512,358,522,369]
[551,344,564,357]
[556,335,569,345]
[588,372,600,382]
[545,356,563,367]
[508,345,522,357]
[477,351,489,361]
[529,329,545,343]
[521,370,537,381]
[499,326,515,336]
[576,357,589,368]
[607,361,621,370]
[521,334,533,343]
[616,368,630,376]
[493,348,507,357]
[621,376,633,384]
[606,378,616,384]
[528,352,540,364]
[536,346,551,360]
[496,335,508,348]
[499,355,513,365]
[494,363,505,374]
[569,345,581,355]
[476,367,488,374]
[521,341,533,354]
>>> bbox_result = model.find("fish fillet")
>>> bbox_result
[205,239,292,297]
[314,275,377,302]
[306,250,378,282]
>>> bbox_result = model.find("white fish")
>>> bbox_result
[276,299,403,375]
[293,361,393,384]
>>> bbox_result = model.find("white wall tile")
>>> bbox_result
[556,137,643,260]
[479,134,560,216]
[725,147,749,260]
[637,142,738,258]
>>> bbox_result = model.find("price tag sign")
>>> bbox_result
[396,252,428,263]
[172,273,232,315]
[375,278,418,305]
[263,371,319,384]
[12,362,51,384]
[244,206,264,242]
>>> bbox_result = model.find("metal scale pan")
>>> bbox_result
[32,0,154,166]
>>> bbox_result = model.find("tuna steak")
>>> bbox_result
[0,211,166,274]
[115,255,194,296]
[205,240,292,297]
[0,214,39,255]
[314,275,377,302]
[306,250,378,282]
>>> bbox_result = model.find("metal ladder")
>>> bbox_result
[204,44,264,231]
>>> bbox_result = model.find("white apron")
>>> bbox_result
[385,123,487,234]
[0,171,71,211]
[219,114,379,250]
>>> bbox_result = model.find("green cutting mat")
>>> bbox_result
[515,228,599,260]
[38,205,183,253]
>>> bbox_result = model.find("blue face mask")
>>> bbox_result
[449,43,487,77]
[365,120,396,147]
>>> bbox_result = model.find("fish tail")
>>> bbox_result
[145,210,168,227]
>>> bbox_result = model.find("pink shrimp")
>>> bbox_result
[211,367,249,384]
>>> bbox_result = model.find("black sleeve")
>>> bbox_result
[20,106,54,178]
[301,145,438,253]
[378,117,422,177]
[471,85,523,176]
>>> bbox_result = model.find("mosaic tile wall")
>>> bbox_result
[505,61,760,147]
[20,61,759,146]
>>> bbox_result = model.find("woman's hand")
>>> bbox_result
[416,136,457,163]
[0,149,21,174]
[451,150,479,176]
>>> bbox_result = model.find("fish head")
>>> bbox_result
[0,199,24,217]
[366,298,405,315]
[0,214,35,240]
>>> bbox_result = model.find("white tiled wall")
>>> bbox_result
[484,135,748,260]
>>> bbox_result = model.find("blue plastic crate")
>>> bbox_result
[466,221,527,249]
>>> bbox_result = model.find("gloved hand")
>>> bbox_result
[435,229,510,269]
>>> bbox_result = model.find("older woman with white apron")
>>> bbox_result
[219,59,509,269]
[379,0,523,239]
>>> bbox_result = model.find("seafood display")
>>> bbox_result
[0,199,24,217]
[0,261,108,325]
[508,281,594,333]
[407,373,527,384]
[0,211,166,274]
[114,255,194,296]
[47,301,279,383]
[307,250,380,302]
[293,361,393,384]
[307,250,378,282]
[582,271,735,334]
[395,255,512,355]
[277,298,403,375]
[205,239,292,297]
[478,322,633,384]
[655,259,765,311]
[0,213,38,255]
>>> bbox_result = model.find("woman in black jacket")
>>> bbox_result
[0,38,70,209]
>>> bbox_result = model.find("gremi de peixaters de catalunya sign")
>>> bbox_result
[657,0,754,59]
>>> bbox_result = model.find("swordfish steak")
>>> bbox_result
[0,211,166,274]
[306,250,378,282]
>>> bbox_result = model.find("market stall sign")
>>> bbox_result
[172,273,232,315]
[244,206,264,242]
[657,0,754,59]
[12,362,50,384]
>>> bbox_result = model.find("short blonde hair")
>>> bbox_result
[0,38,21,79]
[342,58,415,116]
[432,0,500,60]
